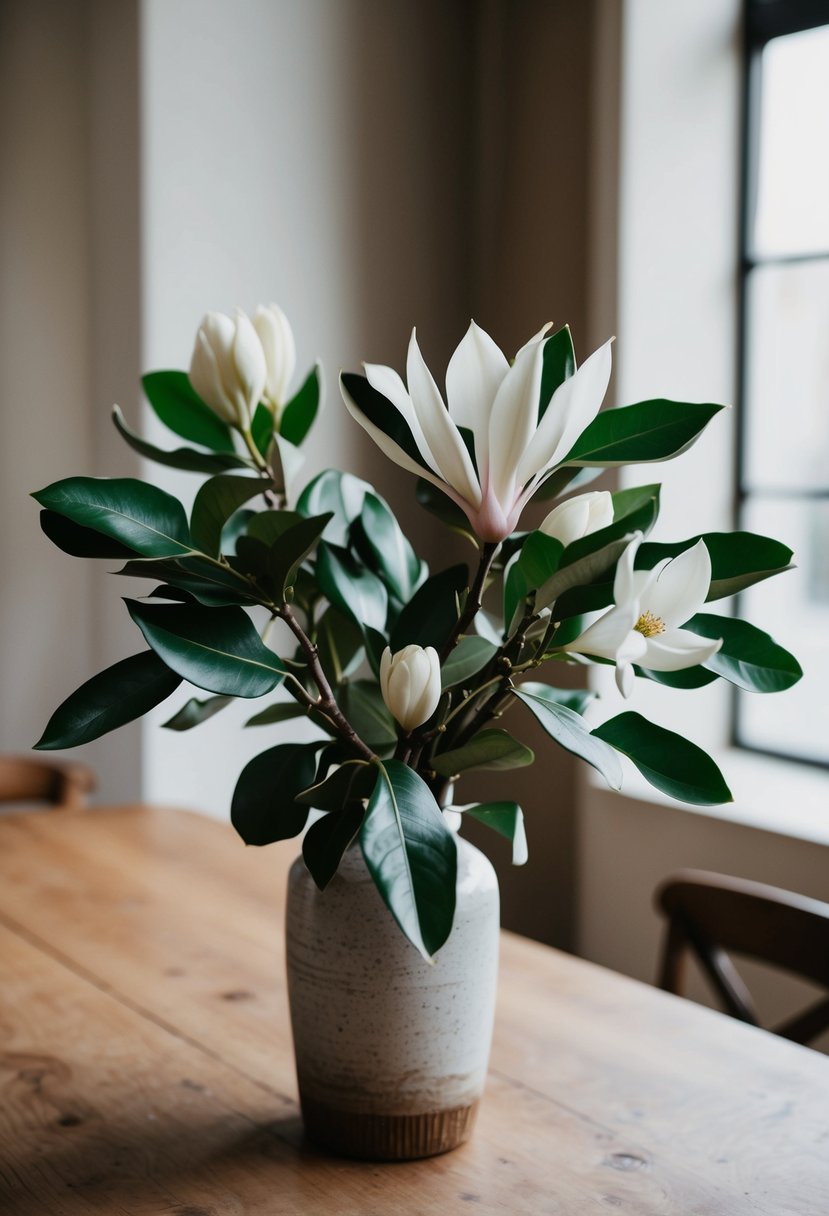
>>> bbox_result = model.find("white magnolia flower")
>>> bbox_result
[341,322,613,543]
[254,303,296,419]
[540,490,614,548]
[189,309,267,430]
[565,534,722,697]
[380,644,442,733]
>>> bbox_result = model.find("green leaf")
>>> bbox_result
[244,699,308,727]
[339,680,398,749]
[281,363,322,447]
[33,476,193,558]
[514,688,622,789]
[341,373,432,474]
[536,537,630,614]
[353,492,425,602]
[462,801,527,865]
[685,613,802,693]
[391,564,468,651]
[40,509,136,559]
[360,760,457,958]
[190,475,268,557]
[296,760,375,810]
[162,694,234,731]
[538,325,575,421]
[221,508,256,555]
[566,400,724,466]
[635,664,719,689]
[315,608,364,686]
[415,479,478,542]
[268,513,334,600]
[638,532,795,601]
[126,601,285,697]
[530,466,603,504]
[297,469,373,546]
[592,712,732,805]
[112,406,249,474]
[230,743,319,845]
[440,635,498,689]
[517,681,596,715]
[504,532,564,631]
[34,651,181,749]
[432,729,534,777]
[116,555,259,607]
[302,803,365,890]
[142,370,236,451]
[316,542,388,632]
[251,402,274,457]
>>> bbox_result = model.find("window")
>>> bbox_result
[736,0,829,766]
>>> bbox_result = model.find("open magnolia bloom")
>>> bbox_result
[565,534,723,697]
[340,322,613,543]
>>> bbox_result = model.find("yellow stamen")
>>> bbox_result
[635,610,666,638]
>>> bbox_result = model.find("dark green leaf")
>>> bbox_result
[245,699,309,727]
[341,373,431,473]
[638,532,795,601]
[34,651,180,750]
[112,406,248,474]
[360,760,457,958]
[267,513,333,600]
[142,370,235,451]
[190,474,268,557]
[230,743,319,845]
[462,801,527,865]
[33,476,192,558]
[316,542,388,632]
[566,400,724,466]
[514,688,622,789]
[126,601,285,697]
[415,478,478,542]
[432,729,534,777]
[504,533,564,631]
[530,465,603,504]
[592,711,732,804]
[635,664,719,689]
[316,608,364,686]
[685,613,802,693]
[353,493,425,602]
[162,694,234,730]
[251,402,274,457]
[221,508,256,554]
[115,556,259,607]
[391,564,468,651]
[302,803,365,890]
[538,325,575,421]
[296,760,375,810]
[296,469,372,547]
[517,681,596,715]
[40,509,136,559]
[339,680,398,750]
[440,636,498,689]
[281,363,322,447]
[536,537,630,614]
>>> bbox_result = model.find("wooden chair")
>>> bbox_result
[655,869,829,1047]
[0,756,96,811]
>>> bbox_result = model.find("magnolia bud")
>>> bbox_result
[539,490,613,548]
[253,303,296,419]
[380,644,441,733]
[189,309,267,430]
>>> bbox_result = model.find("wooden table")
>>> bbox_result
[0,806,826,1214]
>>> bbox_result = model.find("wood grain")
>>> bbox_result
[0,805,827,1214]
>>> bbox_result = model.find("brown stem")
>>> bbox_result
[439,541,498,663]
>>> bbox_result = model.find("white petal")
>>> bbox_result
[407,331,481,507]
[540,490,613,548]
[364,362,440,475]
[486,331,547,509]
[254,303,296,408]
[445,321,510,476]
[616,660,636,698]
[612,534,643,607]
[566,602,646,663]
[646,540,712,627]
[232,309,267,421]
[517,337,613,487]
[190,328,236,423]
[641,628,722,672]
[379,646,393,704]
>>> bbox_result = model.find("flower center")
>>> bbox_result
[634,609,666,638]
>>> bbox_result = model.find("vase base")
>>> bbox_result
[300,1096,480,1161]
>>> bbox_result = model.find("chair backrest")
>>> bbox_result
[0,756,96,810]
[655,869,829,1046]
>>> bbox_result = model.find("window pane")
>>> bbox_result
[743,260,829,491]
[752,25,829,258]
[737,496,829,764]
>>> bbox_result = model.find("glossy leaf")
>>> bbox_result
[281,363,322,447]
[415,478,478,542]
[391,564,468,651]
[244,699,309,727]
[251,402,274,457]
[518,681,596,715]
[316,542,388,632]
[315,608,364,686]
[339,680,397,750]
[142,370,235,451]
[536,537,630,615]
[112,406,248,474]
[635,664,719,690]
[297,469,373,546]
[504,532,564,631]
[514,688,622,789]
[40,509,136,559]
[538,325,576,422]
[440,635,498,690]
[230,743,319,845]
[116,555,259,607]
[126,601,285,697]
[592,712,732,805]
[530,465,603,504]
[638,532,795,601]
[353,492,424,602]
[34,651,181,750]
[432,729,534,777]
[33,476,193,558]
[190,475,268,557]
[360,760,457,959]
[162,694,234,731]
[566,400,724,466]
[685,613,802,693]
[296,760,376,810]
[302,803,365,891]
[462,801,528,865]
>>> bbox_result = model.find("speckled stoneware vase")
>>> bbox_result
[285,834,500,1160]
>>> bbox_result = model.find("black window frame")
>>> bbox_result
[734,0,829,768]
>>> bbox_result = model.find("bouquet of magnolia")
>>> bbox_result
[33,306,800,959]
